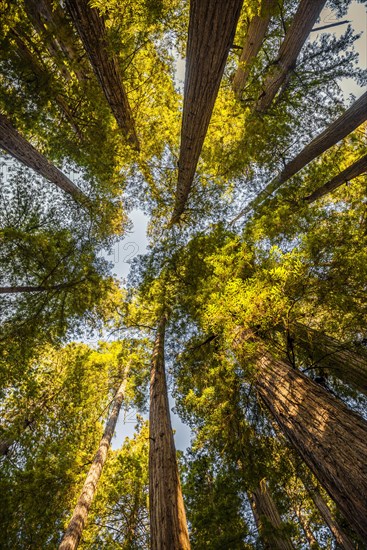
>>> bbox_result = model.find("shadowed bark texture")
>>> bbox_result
[255,352,367,541]
[58,377,128,550]
[255,0,326,113]
[149,314,190,549]
[64,0,139,150]
[171,0,244,224]
[232,0,277,98]
[250,478,294,550]
[304,154,367,203]
[0,113,87,202]
[233,92,367,220]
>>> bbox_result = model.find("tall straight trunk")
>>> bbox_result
[250,478,294,550]
[59,377,128,550]
[305,483,355,550]
[171,0,244,224]
[232,0,277,98]
[292,323,367,395]
[304,154,367,203]
[255,0,326,113]
[253,351,367,540]
[233,92,367,221]
[294,507,319,549]
[149,314,190,549]
[0,113,88,203]
[64,0,140,150]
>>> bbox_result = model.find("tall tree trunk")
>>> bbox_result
[294,507,319,549]
[171,0,244,224]
[255,0,326,113]
[0,113,88,203]
[64,0,140,150]
[253,350,367,541]
[291,323,367,395]
[149,314,190,549]
[305,483,356,550]
[233,92,367,221]
[232,0,277,99]
[304,154,367,203]
[59,377,128,550]
[250,478,294,550]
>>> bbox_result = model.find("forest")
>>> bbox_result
[0,0,367,548]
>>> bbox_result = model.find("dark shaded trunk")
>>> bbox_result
[255,0,326,113]
[291,323,367,395]
[254,351,367,541]
[306,483,355,550]
[233,92,367,220]
[250,478,294,550]
[149,314,190,549]
[59,377,128,550]
[0,113,88,203]
[171,0,244,224]
[304,154,367,203]
[64,0,139,150]
[232,0,277,99]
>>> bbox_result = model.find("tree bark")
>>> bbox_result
[0,113,88,203]
[171,0,244,224]
[58,377,128,550]
[250,478,294,550]
[294,507,319,549]
[304,154,367,203]
[149,314,190,549]
[254,351,367,541]
[232,0,277,99]
[306,483,355,550]
[64,0,140,150]
[255,0,326,113]
[292,323,367,395]
[233,92,367,221]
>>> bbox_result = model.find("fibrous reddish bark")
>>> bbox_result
[255,0,326,113]
[0,113,87,203]
[250,478,294,550]
[171,0,244,224]
[64,0,139,150]
[254,351,367,541]
[232,0,277,99]
[304,154,367,203]
[58,377,128,550]
[149,314,190,549]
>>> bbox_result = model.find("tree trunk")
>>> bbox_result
[254,351,367,541]
[294,507,319,549]
[304,154,367,203]
[64,0,140,150]
[292,323,367,395]
[306,483,356,550]
[0,113,88,203]
[255,0,326,113]
[171,0,244,224]
[250,478,294,550]
[232,0,277,99]
[149,314,190,549]
[233,92,367,221]
[59,377,128,550]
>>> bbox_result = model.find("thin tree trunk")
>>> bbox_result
[255,0,326,113]
[294,507,319,548]
[149,314,190,549]
[292,323,367,395]
[64,0,140,150]
[59,377,128,550]
[306,483,355,550]
[171,0,244,224]
[232,0,277,99]
[304,154,367,203]
[0,113,88,203]
[250,478,294,550]
[233,92,367,221]
[253,350,367,541]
